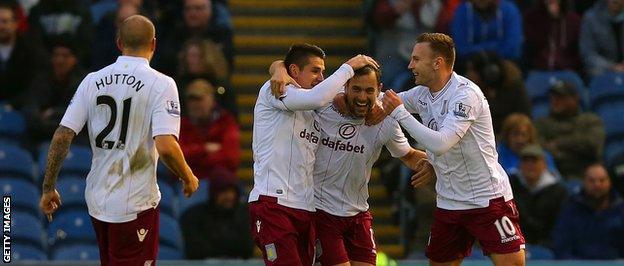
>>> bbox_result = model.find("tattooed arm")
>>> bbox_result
[39,126,76,219]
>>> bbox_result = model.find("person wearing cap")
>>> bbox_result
[535,81,605,180]
[179,78,240,180]
[509,144,568,246]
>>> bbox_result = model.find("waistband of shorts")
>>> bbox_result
[257,195,278,203]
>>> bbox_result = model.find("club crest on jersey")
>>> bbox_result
[338,123,357,140]
[453,102,471,118]
[427,119,438,131]
[166,101,180,117]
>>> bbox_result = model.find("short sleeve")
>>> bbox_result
[152,77,181,138]
[60,73,92,134]
[384,119,411,158]
[440,86,482,139]
[398,88,421,114]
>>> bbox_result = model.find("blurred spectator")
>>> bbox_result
[509,144,568,246]
[23,39,86,143]
[0,2,45,108]
[451,0,523,61]
[460,51,530,132]
[580,0,624,77]
[370,0,459,91]
[91,1,139,69]
[535,82,605,180]
[27,0,93,65]
[3,0,28,33]
[156,0,232,76]
[177,38,236,114]
[552,163,624,259]
[179,79,240,181]
[573,0,601,14]
[498,113,560,176]
[180,169,253,259]
[524,0,582,71]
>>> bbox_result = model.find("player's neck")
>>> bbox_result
[428,71,452,93]
[122,50,152,61]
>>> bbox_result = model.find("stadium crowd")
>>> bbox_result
[0,0,623,262]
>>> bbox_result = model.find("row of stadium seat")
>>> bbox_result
[0,176,209,218]
[12,243,183,261]
[8,210,184,261]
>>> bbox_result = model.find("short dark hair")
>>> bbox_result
[351,64,381,85]
[283,43,326,74]
[416,33,456,69]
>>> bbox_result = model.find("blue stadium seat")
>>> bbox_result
[48,211,96,246]
[525,244,555,260]
[593,101,624,145]
[588,71,624,109]
[159,213,183,250]
[12,211,46,250]
[0,109,26,144]
[158,246,183,260]
[158,180,178,218]
[605,138,624,165]
[0,178,40,215]
[52,244,100,261]
[531,102,550,120]
[12,244,47,261]
[0,144,35,182]
[565,179,583,195]
[525,70,586,106]
[179,179,209,216]
[56,177,87,210]
[39,144,92,178]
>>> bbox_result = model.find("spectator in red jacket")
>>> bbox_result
[180,78,240,180]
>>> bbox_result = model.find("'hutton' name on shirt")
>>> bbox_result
[95,74,146,91]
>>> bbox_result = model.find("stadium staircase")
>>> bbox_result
[229,0,406,259]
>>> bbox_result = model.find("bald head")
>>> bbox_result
[118,15,155,52]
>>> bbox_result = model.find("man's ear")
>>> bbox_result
[116,37,123,52]
[151,38,156,52]
[288,64,300,78]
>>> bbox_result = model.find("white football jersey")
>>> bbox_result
[61,56,180,223]
[313,104,411,217]
[398,72,513,210]
[249,64,354,211]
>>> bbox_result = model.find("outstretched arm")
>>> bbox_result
[383,90,461,155]
[40,126,76,220]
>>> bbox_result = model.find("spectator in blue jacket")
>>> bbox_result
[451,0,523,61]
[552,163,624,259]
[579,0,624,77]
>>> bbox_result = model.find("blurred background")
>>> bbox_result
[1,0,624,264]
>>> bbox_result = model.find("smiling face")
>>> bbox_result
[345,70,380,118]
[289,56,325,89]
[408,42,438,88]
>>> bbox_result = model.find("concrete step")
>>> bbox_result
[235,55,350,73]
[234,35,366,55]
[233,16,362,30]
